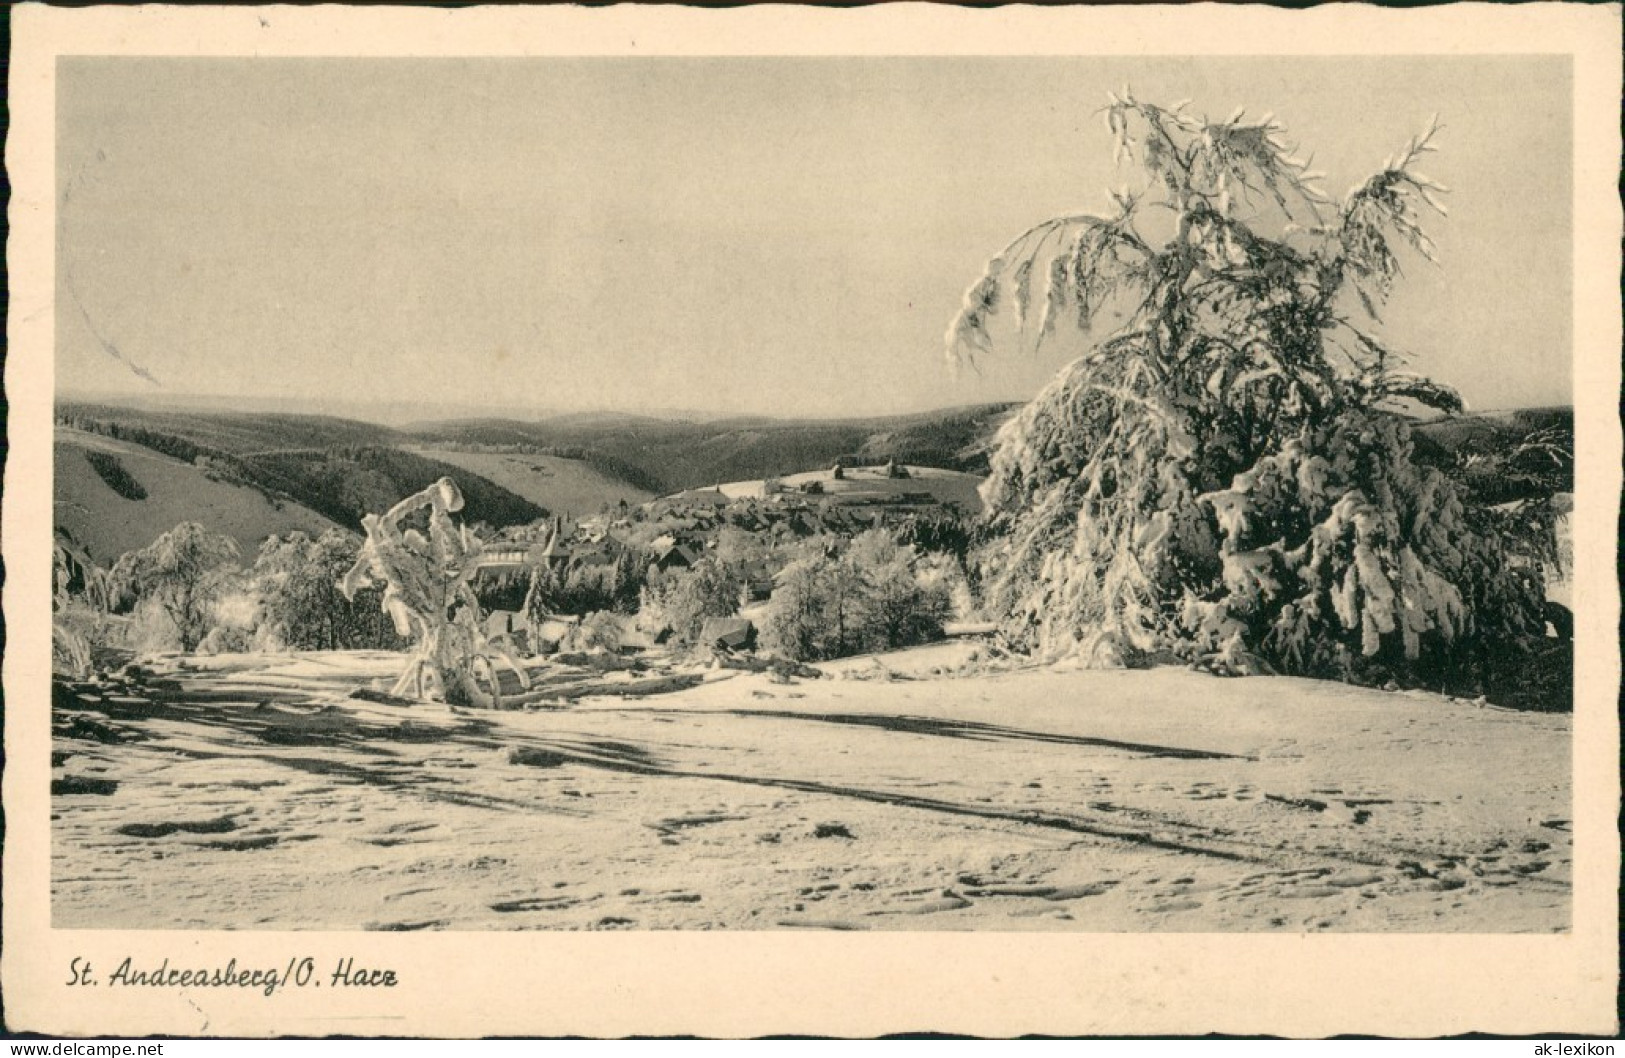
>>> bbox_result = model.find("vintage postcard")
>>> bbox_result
[5,2,1620,1039]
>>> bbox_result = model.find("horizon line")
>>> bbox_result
[53,388,1023,428]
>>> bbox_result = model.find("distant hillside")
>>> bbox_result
[851,404,1019,470]
[56,401,1019,546]
[56,406,551,537]
[57,402,405,455]
[56,399,1570,557]
[1412,406,1571,454]
[55,429,340,564]
[405,446,655,518]
[406,403,1019,495]
[1411,406,1573,505]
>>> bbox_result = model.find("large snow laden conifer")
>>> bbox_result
[948,94,1547,681]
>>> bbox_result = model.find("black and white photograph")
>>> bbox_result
[7,2,1619,1039]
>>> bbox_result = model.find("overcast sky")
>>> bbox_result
[57,56,1572,421]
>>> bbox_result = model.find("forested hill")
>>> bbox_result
[57,401,1023,524]
[57,402,407,454]
[403,403,1022,495]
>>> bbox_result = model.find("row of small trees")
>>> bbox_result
[53,523,405,676]
[51,512,962,678]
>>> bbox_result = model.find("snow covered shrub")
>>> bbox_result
[195,623,256,655]
[52,608,96,679]
[1186,411,1543,680]
[194,589,262,655]
[1436,420,1574,579]
[760,549,863,662]
[948,94,1551,684]
[573,610,626,653]
[916,551,976,626]
[341,478,528,707]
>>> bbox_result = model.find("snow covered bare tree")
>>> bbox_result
[948,93,1548,684]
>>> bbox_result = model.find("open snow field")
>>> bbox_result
[52,642,1569,933]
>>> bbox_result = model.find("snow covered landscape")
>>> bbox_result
[47,56,1581,941]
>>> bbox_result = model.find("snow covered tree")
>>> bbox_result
[638,556,743,645]
[947,94,1548,683]
[254,530,404,651]
[846,529,954,651]
[760,532,951,661]
[53,537,114,677]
